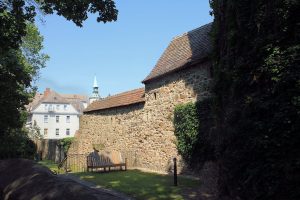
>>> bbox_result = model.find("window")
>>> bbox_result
[66,116,70,123]
[56,128,59,136]
[44,115,48,123]
[49,104,53,111]
[56,116,59,123]
[44,104,48,110]
[44,128,48,136]
[154,92,157,100]
[66,128,70,136]
[64,105,67,110]
[56,105,60,110]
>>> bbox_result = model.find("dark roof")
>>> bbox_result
[143,23,212,83]
[84,88,145,113]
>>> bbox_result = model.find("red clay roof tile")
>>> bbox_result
[84,88,145,112]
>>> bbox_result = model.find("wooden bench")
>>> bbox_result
[86,151,127,172]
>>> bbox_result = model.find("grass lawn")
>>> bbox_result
[74,170,200,200]
[38,160,65,174]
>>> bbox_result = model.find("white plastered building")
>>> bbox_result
[27,88,88,139]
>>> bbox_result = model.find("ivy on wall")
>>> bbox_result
[173,99,214,168]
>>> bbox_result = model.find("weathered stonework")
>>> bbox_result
[69,61,212,174]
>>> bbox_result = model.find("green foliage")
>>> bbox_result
[210,0,300,199]
[0,129,36,159]
[60,137,74,154]
[0,22,47,159]
[0,0,117,159]
[174,102,199,162]
[40,0,118,27]
[174,100,214,167]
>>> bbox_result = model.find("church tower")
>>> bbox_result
[89,76,100,104]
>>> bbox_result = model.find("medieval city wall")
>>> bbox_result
[69,61,212,174]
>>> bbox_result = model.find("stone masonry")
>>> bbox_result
[69,61,212,173]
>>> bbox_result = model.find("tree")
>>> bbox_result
[0,0,118,158]
[210,0,300,199]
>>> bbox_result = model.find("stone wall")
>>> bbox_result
[69,61,212,174]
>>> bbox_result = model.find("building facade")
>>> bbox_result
[27,88,88,139]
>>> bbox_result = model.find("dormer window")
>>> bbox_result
[56,105,60,110]
[44,104,48,109]
[64,105,67,110]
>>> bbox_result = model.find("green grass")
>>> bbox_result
[38,160,64,174]
[74,170,200,200]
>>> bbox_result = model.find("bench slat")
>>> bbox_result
[87,151,126,172]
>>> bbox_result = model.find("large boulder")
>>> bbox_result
[0,159,121,200]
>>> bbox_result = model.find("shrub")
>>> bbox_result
[0,129,36,159]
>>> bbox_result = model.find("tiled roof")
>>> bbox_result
[84,88,145,113]
[28,89,88,113]
[61,94,88,102]
[143,23,212,83]
[26,93,43,111]
[41,91,69,104]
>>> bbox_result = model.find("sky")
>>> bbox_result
[35,0,213,98]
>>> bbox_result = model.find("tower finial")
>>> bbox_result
[93,75,98,88]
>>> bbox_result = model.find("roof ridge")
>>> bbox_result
[102,87,144,100]
[172,22,213,40]
[142,22,212,83]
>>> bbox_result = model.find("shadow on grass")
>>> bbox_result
[73,169,206,200]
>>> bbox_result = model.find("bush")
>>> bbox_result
[60,137,74,155]
[0,129,36,159]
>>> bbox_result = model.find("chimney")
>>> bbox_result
[44,88,50,97]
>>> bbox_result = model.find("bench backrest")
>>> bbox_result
[87,151,124,167]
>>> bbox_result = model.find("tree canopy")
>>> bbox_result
[210,0,300,199]
[0,0,118,158]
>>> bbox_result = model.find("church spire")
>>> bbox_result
[93,76,98,88]
[89,75,100,104]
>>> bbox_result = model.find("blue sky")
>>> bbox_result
[35,0,213,97]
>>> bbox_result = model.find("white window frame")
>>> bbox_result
[44,115,48,123]
[56,115,59,123]
[66,128,70,136]
[66,116,70,123]
[55,128,59,136]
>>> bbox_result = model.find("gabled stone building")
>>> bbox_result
[70,23,213,173]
